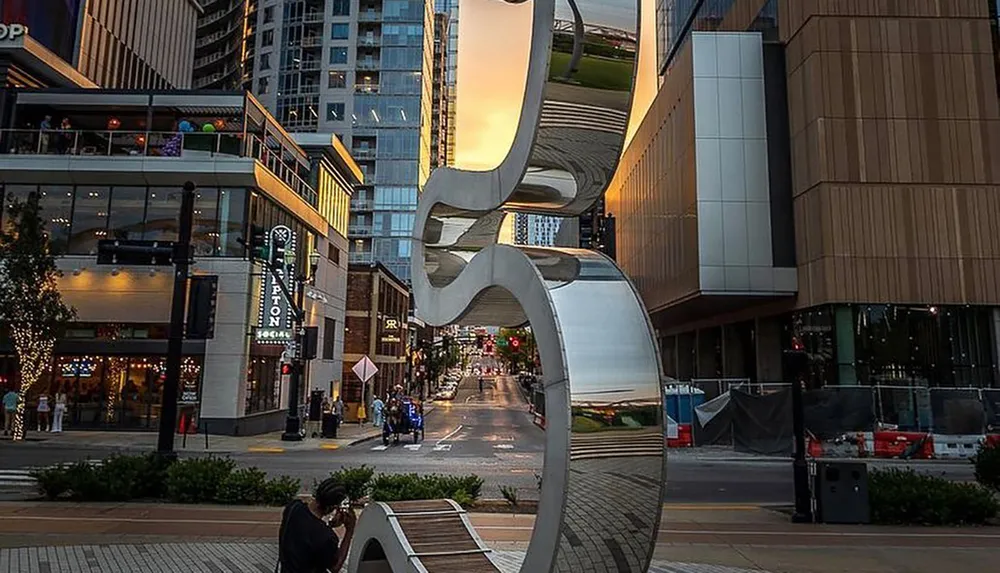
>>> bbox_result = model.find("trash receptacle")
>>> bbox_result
[322,413,338,439]
[814,461,870,524]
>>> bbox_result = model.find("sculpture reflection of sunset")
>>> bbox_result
[454,0,658,172]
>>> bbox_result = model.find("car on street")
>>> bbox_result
[434,387,457,400]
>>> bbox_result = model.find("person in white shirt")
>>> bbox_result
[52,392,67,433]
[36,393,50,432]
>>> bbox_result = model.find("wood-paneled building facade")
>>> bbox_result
[609,0,1000,387]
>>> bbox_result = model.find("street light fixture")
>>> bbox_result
[281,249,323,441]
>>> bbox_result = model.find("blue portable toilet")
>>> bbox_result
[664,384,706,425]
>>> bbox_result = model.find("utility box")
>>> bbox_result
[814,461,870,524]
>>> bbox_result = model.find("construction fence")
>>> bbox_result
[665,380,1000,459]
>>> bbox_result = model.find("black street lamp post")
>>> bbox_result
[281,250,321,442]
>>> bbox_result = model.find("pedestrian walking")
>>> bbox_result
[52,391,67,433]
[333,395,344,427]
[36,392,51,432]
[277,477,356,573]
[371,395,385,429]
[2,388,18,436]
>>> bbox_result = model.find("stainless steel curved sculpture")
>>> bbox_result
[348,1,664,572]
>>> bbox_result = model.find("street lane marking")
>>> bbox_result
[404,444,422,451]
[320,444,340,450]
[493,444,514,450]
[247,447,285,453]
[436,424,463,446]
[432,444,452,452]
[371,445,388,451]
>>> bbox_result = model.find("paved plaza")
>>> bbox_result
[0,544,767,573]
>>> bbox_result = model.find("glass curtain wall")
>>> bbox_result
[0,184,248,257]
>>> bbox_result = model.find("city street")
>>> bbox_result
[0,373,978,503]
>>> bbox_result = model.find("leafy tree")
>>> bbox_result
[0,192,75,440]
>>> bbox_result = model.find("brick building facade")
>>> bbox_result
[341,263,409,420]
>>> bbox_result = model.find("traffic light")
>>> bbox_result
[186,275,218,339]
[281,363,293,376]
[238,225,268,263]
[510,337,520,350]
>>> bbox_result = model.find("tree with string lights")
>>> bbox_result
[0,191,75,441]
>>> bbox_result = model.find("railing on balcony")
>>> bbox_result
[193,64,239,88]
[300,60,322,71]
[357,59,380,70]
[349,225,374,237]
[0,129,319,208]
[358,11,383,22]
[349,252,374,264]
[194,50,229,69]
[301,36,324,48]
[303,12,325,24]
[350,198,374,210]
[358,36,381,47]
[196,23,240,48]
[354,83,379,94]
[351,147,376,159]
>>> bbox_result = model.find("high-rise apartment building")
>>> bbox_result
[434,0,458,165]
[244,0,434,283]
[429,11,448,169]
[192,0,252,90]
[609,0,1000,388]
[0,0,199,90]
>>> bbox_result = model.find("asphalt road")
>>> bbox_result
[0,372,980,503]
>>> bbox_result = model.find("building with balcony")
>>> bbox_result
[0,89,358,435]
[193,0,253,91]
[244,0,434,283]
[429,11,448,169]
[434,0,458,166]
[609,0,1000,389]
[0,0,200,90]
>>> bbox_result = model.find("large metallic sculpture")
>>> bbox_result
[348,0,664,571]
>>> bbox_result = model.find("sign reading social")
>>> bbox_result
[255,225,296,344]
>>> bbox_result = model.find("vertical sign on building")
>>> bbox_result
[255,225,296,344]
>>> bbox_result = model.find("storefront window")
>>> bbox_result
[1,184,34,228]
[108,186,147,240]
[144,187,182,242]
[192,187,220,256]
[219,188,247,256]
[246,351,282,415]
[37,185,74,254]
[48,355,200,430]
[853,305,995,388]
[68,186,110,254]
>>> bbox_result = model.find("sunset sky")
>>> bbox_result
[453,0,658,170]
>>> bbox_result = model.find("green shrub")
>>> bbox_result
[328,465,375,503]
[972,440,1000,493]
[216,468,268,505]
[869,468,999,525]
[31,465,75,500]
[263,476,302,506]
[369,473,483,504]
[165,457,236,503]
[98,454,175,501]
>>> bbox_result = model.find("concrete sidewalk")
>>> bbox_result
[0,502,996,572]
[5,420,384,454]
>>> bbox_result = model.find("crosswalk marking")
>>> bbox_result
[493,444,514,450]
[370,445,389,451]
[0,460,103,490]
[433,444,452,452]
[403,444,421,451]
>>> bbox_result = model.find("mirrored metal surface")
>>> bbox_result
[401,1,663,572]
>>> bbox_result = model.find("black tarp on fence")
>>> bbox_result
[984,389,1000,433]
[693,392,733,446]
[731,388,793,456]
[803,386,876,440]
[930,388,986,435]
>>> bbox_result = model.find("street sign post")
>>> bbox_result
[352,356,378,422]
